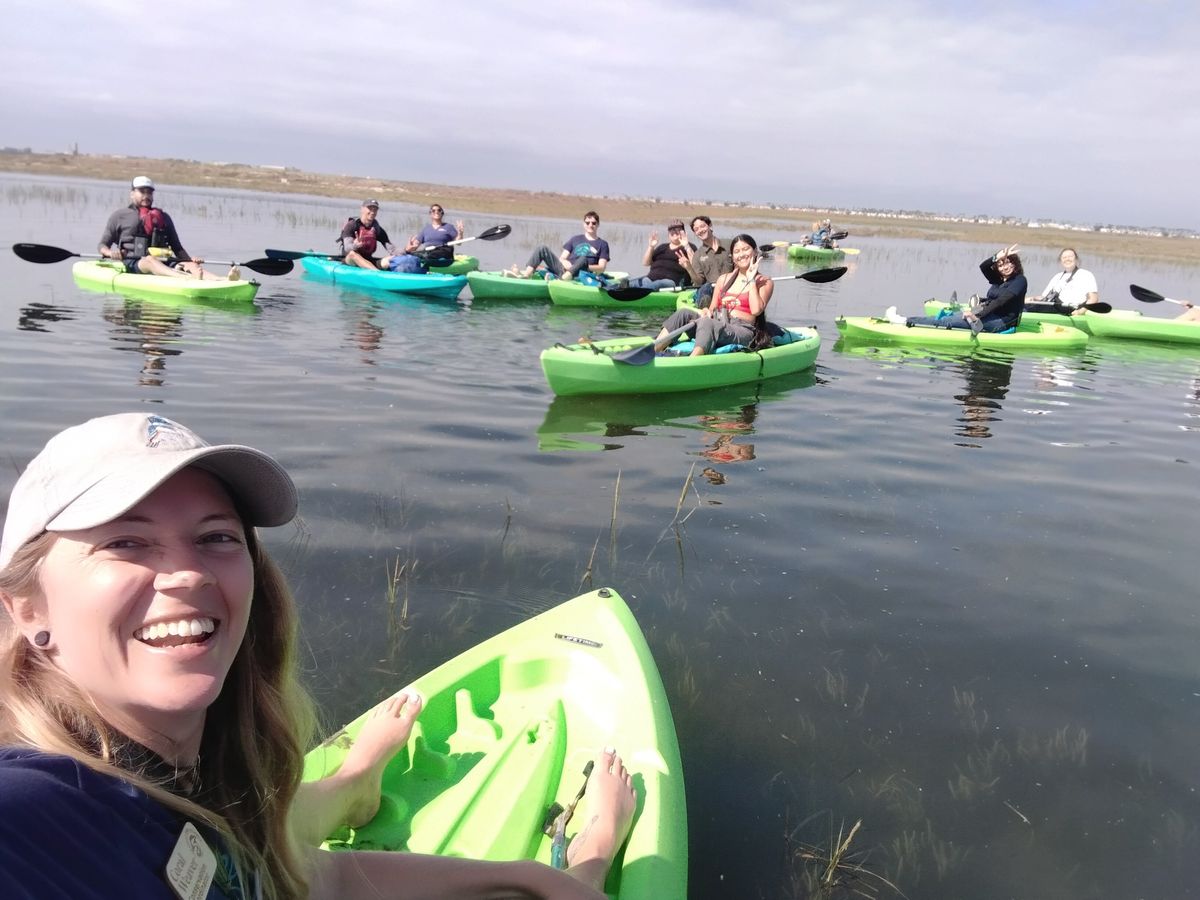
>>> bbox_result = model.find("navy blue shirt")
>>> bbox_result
[0,748,247,899]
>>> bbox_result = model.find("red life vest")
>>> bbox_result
[137,207,167,243]
[353,221,379,255]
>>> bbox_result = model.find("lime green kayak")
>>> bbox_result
[302,588,686,899]
[466,270,553,300]
[427,255,479,275]
[549,280,693,309]
[837,316,1088,350]
[541,327,820,396]
[72,260,259,303]
[786,244,844,261]
[921,299,1200,344]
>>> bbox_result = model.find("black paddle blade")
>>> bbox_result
[478,224,512,241]
[829,230,849,241]
[1084,301,1113,314]
[759,243,779,254]
[1129,284,1164,304]
[241,258,294,276]
[264,249,308,260]
[800,265,848,283]
[13,243,77,264]
[604,286,658,301]
[611,341,659,366]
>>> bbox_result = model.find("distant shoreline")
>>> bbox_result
[3,151,1197,264]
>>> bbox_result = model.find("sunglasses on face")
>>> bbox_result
[430,207,443,213]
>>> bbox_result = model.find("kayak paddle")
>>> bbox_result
[1130,284,1190,307]
[13,243,293,276]
[432,223,511,251]
[264,248,343,261]
[610,321,699,366]
[604,265,848,302]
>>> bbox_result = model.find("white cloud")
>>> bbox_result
[0,0,1195,227]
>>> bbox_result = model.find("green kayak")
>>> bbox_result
[541,327,820,396]
[72,260,259,303]
[427,255,479,275]
[549,280,694,309]
[921,299,1200,344]
[786,244,844,262]
[302,587,686,899]
[466,270,553,301]
[837,316,1088,350]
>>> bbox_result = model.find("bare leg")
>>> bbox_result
[1175,305,1200,322]
[564,747,637,892]
[135,256,211,280]
[343,249,379,270]
[290,689,423,847]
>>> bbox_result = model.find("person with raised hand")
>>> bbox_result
[340,199,418,270]
[679,215,732,308]
[614,219,696,293]
[0,412,637,899]
[99,176,230,280]
[415,203,465,248]
[653,233,774,356]
[886,244,1027,333]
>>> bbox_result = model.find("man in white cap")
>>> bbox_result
[98,177,228,280]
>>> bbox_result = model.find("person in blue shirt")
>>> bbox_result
[414,203,465,248]
[505,211,611,281]
[0,413,636,899]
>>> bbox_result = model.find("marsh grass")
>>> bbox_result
[788,815,903,899]
[384,556,415,636]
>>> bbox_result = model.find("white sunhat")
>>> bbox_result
[0,413,297,569]
[131,176,155,189]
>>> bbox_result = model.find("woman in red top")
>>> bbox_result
[653,234,774,356]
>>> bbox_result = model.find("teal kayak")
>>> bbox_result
[300,257,466,299]
[549,280,693,309]
[786,244,844,262]
[837,315,1088,350]
[302,587,686,899]
[72,260,259,303]
[541,327,820,396]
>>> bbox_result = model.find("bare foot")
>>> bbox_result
[338,689,423,827]
[564,748,636,891]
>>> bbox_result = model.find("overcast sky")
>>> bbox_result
[3,0,1196,229]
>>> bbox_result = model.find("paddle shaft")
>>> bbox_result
[605,266,847,302]
[13,243,290,275]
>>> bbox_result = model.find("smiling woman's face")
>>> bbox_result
[25,467,254,745]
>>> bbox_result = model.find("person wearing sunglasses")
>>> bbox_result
[886,244,1026,332]
[414,204,465,248]
[505,212,610,281]
[98,177,227,280]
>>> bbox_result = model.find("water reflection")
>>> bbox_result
[17,301,77,333]
[952,353,1013,447]
[536,370,816,454]
[101,299,185,387]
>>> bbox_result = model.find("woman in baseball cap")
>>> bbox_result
[0,413,632,898]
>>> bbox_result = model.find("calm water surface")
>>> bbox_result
[2,175,1199,899]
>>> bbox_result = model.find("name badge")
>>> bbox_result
[165,821,217,900]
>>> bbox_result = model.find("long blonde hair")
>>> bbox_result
[0,523,317,900]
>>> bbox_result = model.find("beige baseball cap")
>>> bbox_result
[0,413,297,568]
